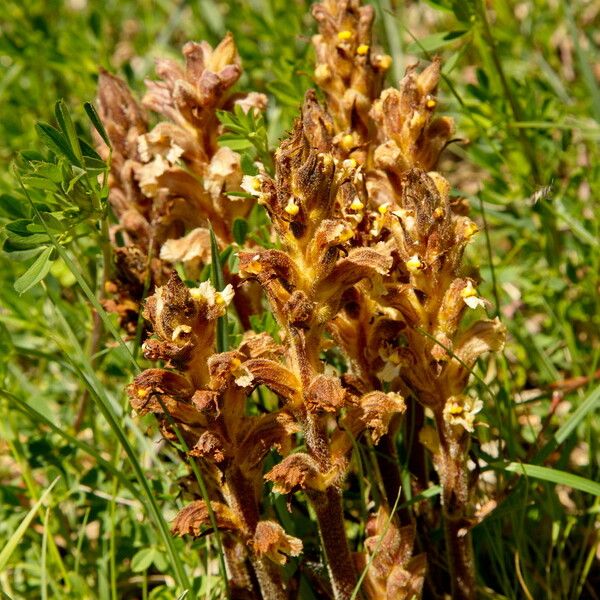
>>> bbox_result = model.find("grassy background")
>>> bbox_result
[0,0,598,598]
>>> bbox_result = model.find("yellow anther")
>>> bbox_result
[350,197,364,211]
[339,228,354,242]
[464,220,479,238]
[340,134,355,152]
[337,30,352,41]
[250,177,261,191]
[342,158,357,169]
[378,202,391,214]
[374,54,392,71]
[448,402,464,415]
[426,97,437,109]
[406,255,422,272]
[433,207,445,219]
[461,282,477,298]
[137,388,149,399]
[284,198,299,216]
[356,44,369,56]
[215,293,225,305]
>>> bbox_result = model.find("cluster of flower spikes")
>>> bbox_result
[310,1,507,598]
[128,89,414,599]
[96,34,266,334]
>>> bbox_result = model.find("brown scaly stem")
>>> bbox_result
[225,467,288,600]
[222,537,259,599]
[292,333,359,600]
[435,413,476,600]
[310,486,359,600]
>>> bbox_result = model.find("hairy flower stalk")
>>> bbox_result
[96,34,265,334]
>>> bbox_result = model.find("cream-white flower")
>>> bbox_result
[241,174,262,197]
[443,395,483,432]
[461,281,485,309]
[189,281,234,308]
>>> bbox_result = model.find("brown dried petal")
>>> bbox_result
[444,318,506,395]
[143,272,196,341]
[207,351,246,390]
[253,521,303,565]
[188,430,228,464]
[191,389,221,416]
[386,554,427,600]
[305,374,347,414]
[317,247,392,303]
[128,369,204,426]
[242,359,301,404]
[172,501,239,537]
[238,249,299,288]
[97,69,147,158]
[238,412,299,471]
[265,453,329,494]
[159,227,211,265]
[238,331,283,360]
[345,391,406,442]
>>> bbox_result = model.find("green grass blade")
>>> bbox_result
[496,462,600,496]
[535,383,600,463]
[0,476,60,572]
[0,388,138,497]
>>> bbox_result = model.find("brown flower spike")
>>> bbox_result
[97,34,265,334]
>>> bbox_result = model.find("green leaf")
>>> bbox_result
[209,224,228,353]
[84,101,112,149]
[0,193,27,219]
[14,246,54,294]
[131,547,156,573]
[406,30,468,53]
[0,477,60,572]
[55,100,83,165]
[495,462,600,496]
[218,137,254,151]
[35,123,79,165]
[232,218,248,245]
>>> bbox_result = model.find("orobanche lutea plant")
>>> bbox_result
[97,1,505,598]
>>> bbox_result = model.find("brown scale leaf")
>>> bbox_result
[253,521,303,565]
[238,412,299,472]
[265,453,329,494]
[172,500,239,537]
[188,430,228,464]
[305,374,347,414]
[241,359,302,404]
